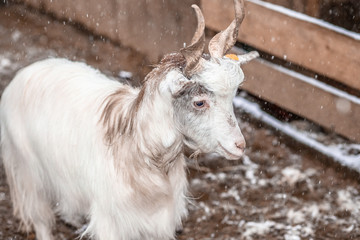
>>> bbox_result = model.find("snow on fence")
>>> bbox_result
[202,0,360,142]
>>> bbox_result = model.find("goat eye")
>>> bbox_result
[193,100,206,108]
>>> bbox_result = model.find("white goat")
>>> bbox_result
[0,1,258,239]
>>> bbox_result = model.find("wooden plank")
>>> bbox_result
[305,0,320,18]
[263,0,320,17]
[201,0,360,91]
[20,0,199,62]
[232,48,360,142]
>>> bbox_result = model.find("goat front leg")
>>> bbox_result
[84,203,133,240]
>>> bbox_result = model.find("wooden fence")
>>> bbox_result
[16,0,360,142]
[202,0,360,142]
[20,0,199,61]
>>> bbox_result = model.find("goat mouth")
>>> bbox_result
[217,142,242,160]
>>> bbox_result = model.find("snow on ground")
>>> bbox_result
[185,104,360,239]
[118,70,133,79]
[0,57,11,71]
[186,146,360,239]
[0,52,20,77]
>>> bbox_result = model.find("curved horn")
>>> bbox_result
[180,4,205,78]
[208,0,245,58]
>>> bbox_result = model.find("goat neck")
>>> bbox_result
[100,64,185,174]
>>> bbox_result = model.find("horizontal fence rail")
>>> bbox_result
[233,47,360,142]
[201,0,360,91]
[11,0,360,142]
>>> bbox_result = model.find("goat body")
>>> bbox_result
[1,58,188,240]
[1,1,258,239]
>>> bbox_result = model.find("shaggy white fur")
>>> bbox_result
[0,54,250,239]
[0,1,260,237]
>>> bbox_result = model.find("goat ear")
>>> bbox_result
[169,77,195,97]
[225,51,259,64]
[237,51,259,65]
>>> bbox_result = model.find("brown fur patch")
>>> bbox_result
[227,114,237,128]
[100,52,186,144]
[146,53,186,82]
[100,87,141,144]
[98,53,189,209]
[144,53,186,91]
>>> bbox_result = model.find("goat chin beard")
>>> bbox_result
[189,149,202,160]
[189,149,202,170]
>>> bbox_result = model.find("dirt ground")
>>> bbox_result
[0,3,359,240]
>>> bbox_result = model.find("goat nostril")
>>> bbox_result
[235,141,246,150]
